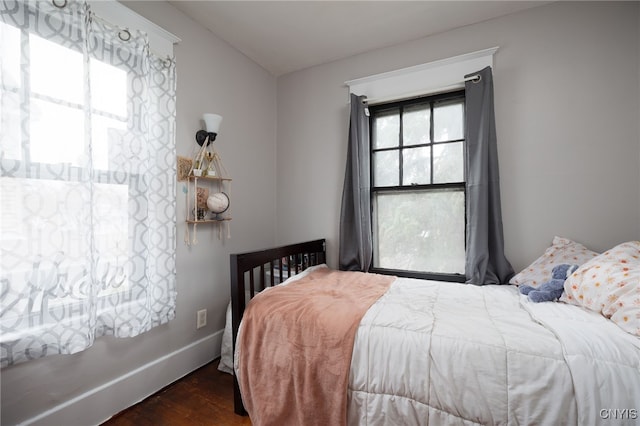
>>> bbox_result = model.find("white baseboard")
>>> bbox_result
[23,330,224,426]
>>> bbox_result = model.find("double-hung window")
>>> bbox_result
[370,90,466,281]
[0,1,177,367]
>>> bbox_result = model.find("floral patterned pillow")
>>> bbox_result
[560,241,640,336]
[509,236,598,288]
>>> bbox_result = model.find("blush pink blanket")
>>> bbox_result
[237,267,394,426]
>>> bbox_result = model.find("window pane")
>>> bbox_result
[433,142,463,183]
[30,34,83,105]
[92,114,127,171]
[373,151,398,187]
[90,59,127,117]
[373,190,465,274]
[434,100,464,142]
[93,182,130,297]
[0,178,129,301]
[373,109,399,149]
[0,22,20,88]
[1,91,20,161]
[402,147,430,185]
[30,98,84,165]
[1,23,21,160]
[1,177,92,268]
[403,104,430,146]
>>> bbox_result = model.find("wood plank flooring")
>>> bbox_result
[101,359,251,426]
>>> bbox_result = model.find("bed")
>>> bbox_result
[228,239,640,425]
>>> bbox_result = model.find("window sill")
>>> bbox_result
[369,267,465,283]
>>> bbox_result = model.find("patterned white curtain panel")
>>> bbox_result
[0,0,177,367]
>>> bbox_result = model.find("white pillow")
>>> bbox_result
[510,236,598,288]
[561,241,640,336]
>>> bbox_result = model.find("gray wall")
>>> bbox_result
[276,1,640,271]
[1,2,278,425]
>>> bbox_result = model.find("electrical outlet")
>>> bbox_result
[196,309,207,329]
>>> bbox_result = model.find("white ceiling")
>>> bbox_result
[169,1,551,77]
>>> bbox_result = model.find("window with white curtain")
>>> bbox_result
[0,0,177,367]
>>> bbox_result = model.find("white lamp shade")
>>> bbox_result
[203,113,222,133]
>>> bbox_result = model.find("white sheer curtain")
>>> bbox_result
[0,0,177,367]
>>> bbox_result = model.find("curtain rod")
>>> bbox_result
[357,73,481,106]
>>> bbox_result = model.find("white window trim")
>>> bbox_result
[345,46,498,104]
[89,0,180,57]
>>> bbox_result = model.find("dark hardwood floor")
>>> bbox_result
[101,359,251,426]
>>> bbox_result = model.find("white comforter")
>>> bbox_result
[347,277,640,425]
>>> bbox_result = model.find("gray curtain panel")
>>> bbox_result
[339,94,372,271]
[464,66,514,284]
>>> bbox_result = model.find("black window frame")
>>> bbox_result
[369,89,467,282]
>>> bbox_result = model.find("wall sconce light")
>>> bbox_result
[195,113,223,146]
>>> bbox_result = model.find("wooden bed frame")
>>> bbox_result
[230,239,326,415]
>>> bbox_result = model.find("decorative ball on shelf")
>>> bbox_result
[206,192,230,214]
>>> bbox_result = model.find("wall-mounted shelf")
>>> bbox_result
[185,174,232,244]
[189,176,232,182]
[186,218,232,224]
